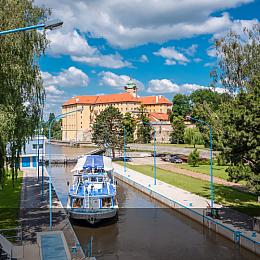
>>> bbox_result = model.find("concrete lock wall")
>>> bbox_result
[114,171,260,256]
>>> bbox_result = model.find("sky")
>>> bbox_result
[35,0,260,117]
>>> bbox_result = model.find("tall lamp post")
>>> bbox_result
[142,122,157,185]
[48,108,82,230]
[187,116,214,208]
[123,126,127,175]
[0,19,63,36]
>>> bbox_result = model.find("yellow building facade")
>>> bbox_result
[61,83,172,142]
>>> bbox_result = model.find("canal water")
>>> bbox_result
[48,145,258,260]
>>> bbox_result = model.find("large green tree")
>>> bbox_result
[171,94,190,119]
[184,127,204,148]
[92,106,124,158]
[136,105,151,143]
[0,0,49,187]
[170,116,185,144]
[123,112,136,143]
[213,24,260,193]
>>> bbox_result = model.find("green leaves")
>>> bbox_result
[92,106,124,158]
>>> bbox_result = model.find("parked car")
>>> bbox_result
[161,154,183,163]
[113,156,132,162]
[151,153,168,157]
[169,155,183,163]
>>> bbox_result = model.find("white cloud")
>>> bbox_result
[45,85,64,95]
[213,18,259,40]
[139,54,149,63]
[182,44,198,56]
[154,46,189,65]
[165,59,177,66]
[47,30,96,57]
[207,47,217,57]
[72,53,131,69]
[99,71,144,90]
[147,79,226,94]
[35,0,252,48]
[46,30,131,69]
[42,67,89,88]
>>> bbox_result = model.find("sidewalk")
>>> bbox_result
[19,168,85,259]
[113,163,260,243]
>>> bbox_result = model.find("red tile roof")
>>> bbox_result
[63,93,172,107]
[62,93,140,106]
[95,93,140,104]
[149,113,169,122]
[139,96,172,105]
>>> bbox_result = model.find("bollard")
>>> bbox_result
[252,231,256,237]
[189,202,193,207]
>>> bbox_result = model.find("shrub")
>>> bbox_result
[188,148,200,167]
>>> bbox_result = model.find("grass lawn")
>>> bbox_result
[175,163,229,180]
[118,163,260,216]
[0,171,23,229]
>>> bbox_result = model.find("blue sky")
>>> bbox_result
[36,0,260,117]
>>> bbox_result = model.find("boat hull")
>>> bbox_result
[68,208,118,224]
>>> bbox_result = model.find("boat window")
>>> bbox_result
[98,177,103,182]
[102,197,112,208]
[91,177,97,182]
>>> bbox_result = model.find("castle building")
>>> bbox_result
[61,81,172,142]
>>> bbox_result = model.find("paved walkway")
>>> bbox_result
[130,157,246,192]
[113,162,260,241]
[20,168,85,259]
[129,143,218,159]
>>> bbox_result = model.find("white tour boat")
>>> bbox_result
[67,155,118,224]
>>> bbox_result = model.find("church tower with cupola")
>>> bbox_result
[124,79,137,97]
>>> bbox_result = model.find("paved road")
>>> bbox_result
[129,143,218,158]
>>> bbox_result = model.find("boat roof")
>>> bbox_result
[71,155,113,172]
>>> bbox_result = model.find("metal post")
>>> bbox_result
[41,127,44,200]
[48,120,53,231]
[37,125,40,182]
[209,126,214,208]
[188,116,214,208]
[153,127,157,185]
[124,126,126,175]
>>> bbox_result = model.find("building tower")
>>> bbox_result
[124,79,137,97]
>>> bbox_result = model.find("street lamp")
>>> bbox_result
[186,116,214,208]
[0,19,63,36]
[142,122,157,186]
[48,108,82,230]
[124,126,127,175]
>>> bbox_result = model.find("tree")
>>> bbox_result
[171,94,190,119]
[184,127,204,148]
[188,149,200,167]
[190,88,227,111]
[0,0,49,187]
[92,106,124,158]
[170,116,185,144]
[123,112,136,143]
[212,23,260,193]
[43,113,62,140]
[136,105,151,143]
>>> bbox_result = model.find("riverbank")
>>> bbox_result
[113,162,260,256]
